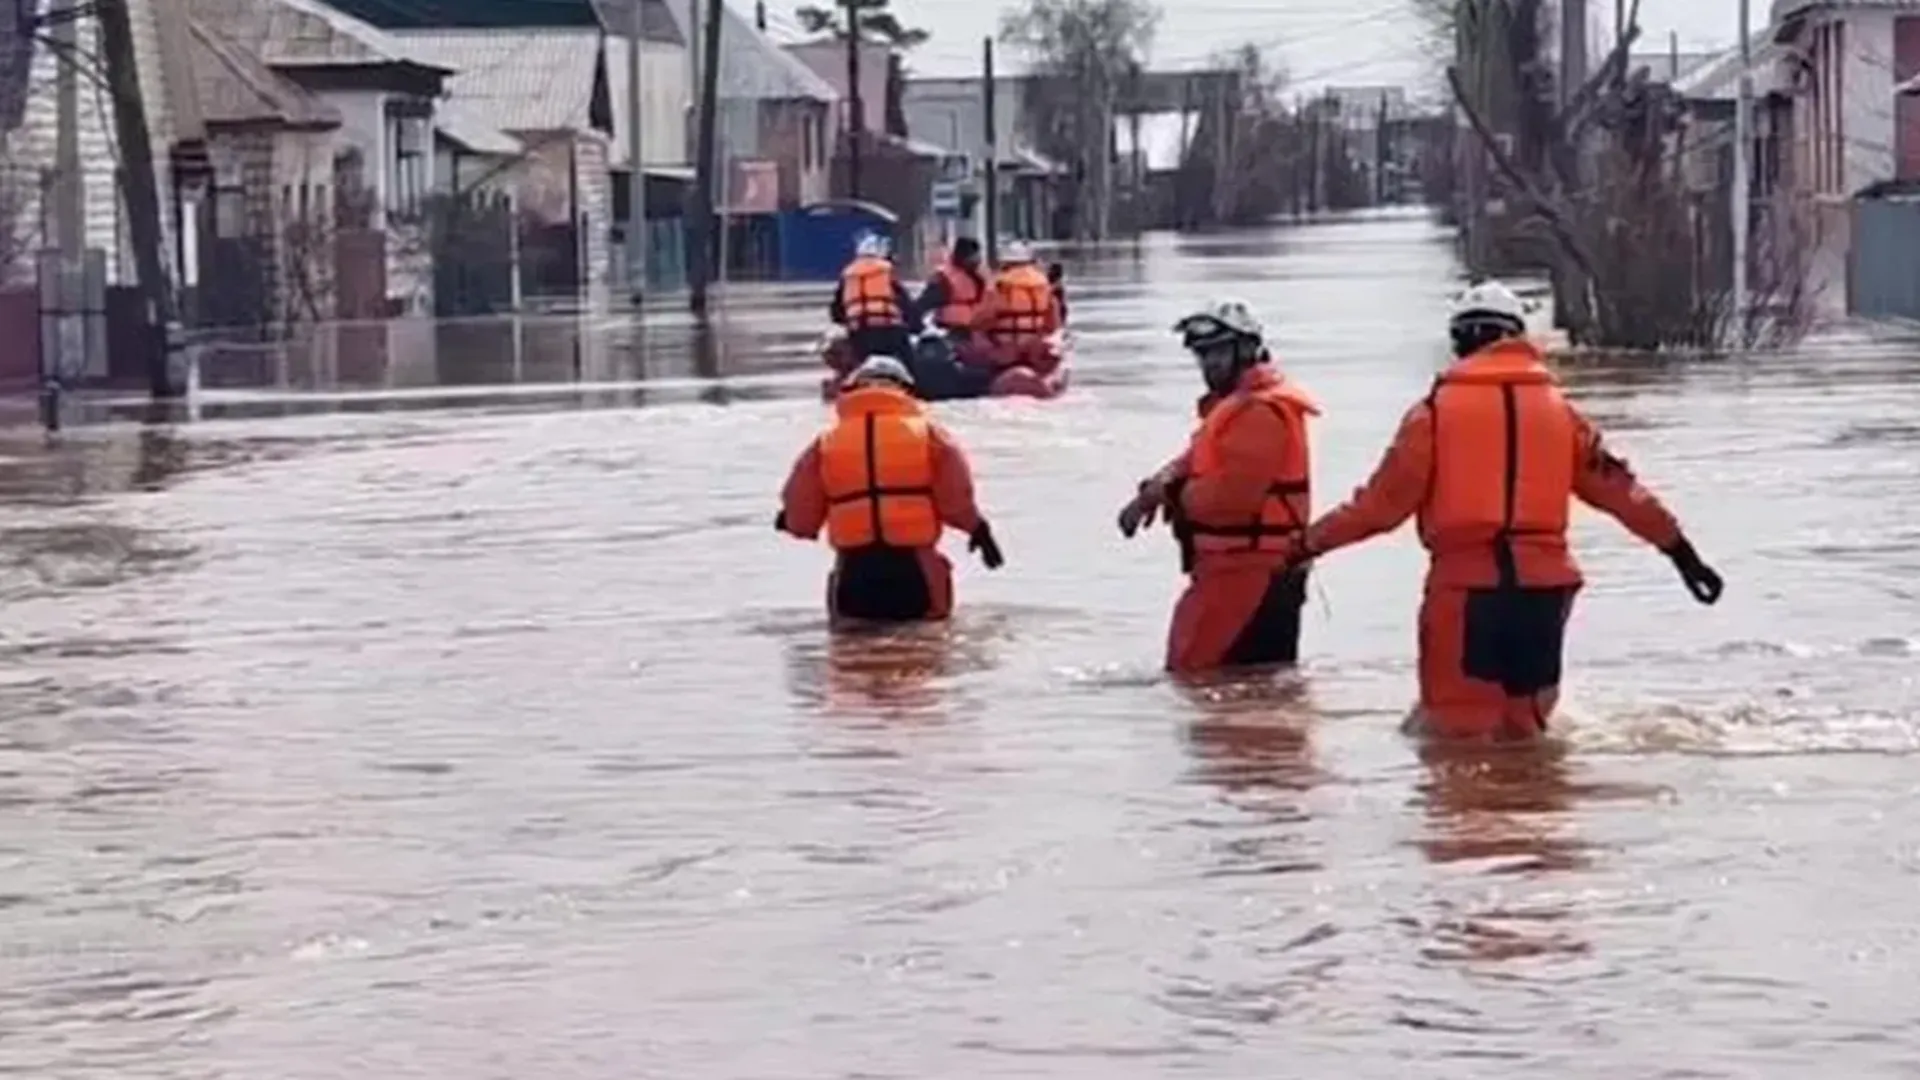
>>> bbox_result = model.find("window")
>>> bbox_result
[386,112,427,218]
[803,110,824,169]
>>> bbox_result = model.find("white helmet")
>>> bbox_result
[1000,239,1035,264]
[1173,299,1263,349]
[1449,280,1527,328]
[843,355,915,389]
[854,232,891,260]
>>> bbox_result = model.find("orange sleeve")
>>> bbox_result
[1303,402,1435,556]
[929,424,985,534]
[1569,406,1683,551]
[1177,401,1292,522]
[778,440,828,540]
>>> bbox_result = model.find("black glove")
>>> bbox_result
[1663,537,1723,605]
[968,520,1005,570]
[774,510,788,533]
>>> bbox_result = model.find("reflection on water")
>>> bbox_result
[1179,673,1321,797]
[1411,740,1593,872]
[2,215,1919,1075]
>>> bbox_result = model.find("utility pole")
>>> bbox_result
[842,0,863,199]
[1457,0,1486,270]
[1731,0,1752,347]
[52,0,81,261]
[982,36,998,265]
[687,0,724,315]
[48,0,83,409]
[1374,92,1390,206]
[625,0,647,307]
[99,0,178,398]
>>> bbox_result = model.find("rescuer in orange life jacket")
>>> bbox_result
[1116,300,1323,674]
[909,237,999,399]
[1279,280,1725,742]
[829,233,916,364]
[915,236,988,345]
[972,240,1064,374]
[777,356,1007,625]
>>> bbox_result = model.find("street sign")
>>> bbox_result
[931,181,963,218]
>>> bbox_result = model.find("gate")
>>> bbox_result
[1850,196,1920,320]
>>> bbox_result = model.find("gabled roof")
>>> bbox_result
[392,28,611,154]
[659,0,837,103]
[186,18,341,129]
[182,0,448,71]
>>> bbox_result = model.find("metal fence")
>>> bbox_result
[1849,196,1920,322]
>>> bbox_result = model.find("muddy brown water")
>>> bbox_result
[2,212,1919,1077]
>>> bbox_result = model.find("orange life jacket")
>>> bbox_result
[1185,369,1319,556]
[985,263,1056,342]
[933,263,984,330]
[817,385,940,550]
[838,255,903,328]
[1420,339,1577,585]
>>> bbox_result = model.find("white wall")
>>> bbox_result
[321,90,390,212]
[1840,9,1899,195]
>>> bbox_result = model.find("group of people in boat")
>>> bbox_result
[827,233,1067,400]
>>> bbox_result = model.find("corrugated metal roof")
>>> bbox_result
[187,18,341,128]
[181,0,439,69]
[436,112,521,154]
[393,28,605,136]
[660,0,837,102]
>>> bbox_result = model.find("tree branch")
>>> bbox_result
[1446,63,1602,283]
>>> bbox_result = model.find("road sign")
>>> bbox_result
[931,181,963,218]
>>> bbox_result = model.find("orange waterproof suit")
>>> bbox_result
[1298,339,1686,740]
[1159,364,1321,674]
[779,383,986,623]
[973,264,1063,373]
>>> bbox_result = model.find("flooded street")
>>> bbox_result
[4,213,1920,1077]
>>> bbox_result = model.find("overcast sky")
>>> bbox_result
[759,0,1760,92]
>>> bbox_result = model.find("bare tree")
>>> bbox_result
[1001,0,1159,241]
[0,162,28,285]
[795,0,929,47]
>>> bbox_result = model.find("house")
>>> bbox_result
[902,76,1062,244]
[788,38,944,265]
[389,25,688,307]
[320,0,690,302]
[1770,0,1920,193]
[657,0,838,278]
[182,0,456,315]
[1765,0,1920,317]
[180,17,348,328]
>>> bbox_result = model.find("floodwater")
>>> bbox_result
[3,212,1919,1078]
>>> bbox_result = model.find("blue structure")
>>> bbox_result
[776,200,900,281]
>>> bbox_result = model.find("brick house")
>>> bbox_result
[182,0,455,315]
